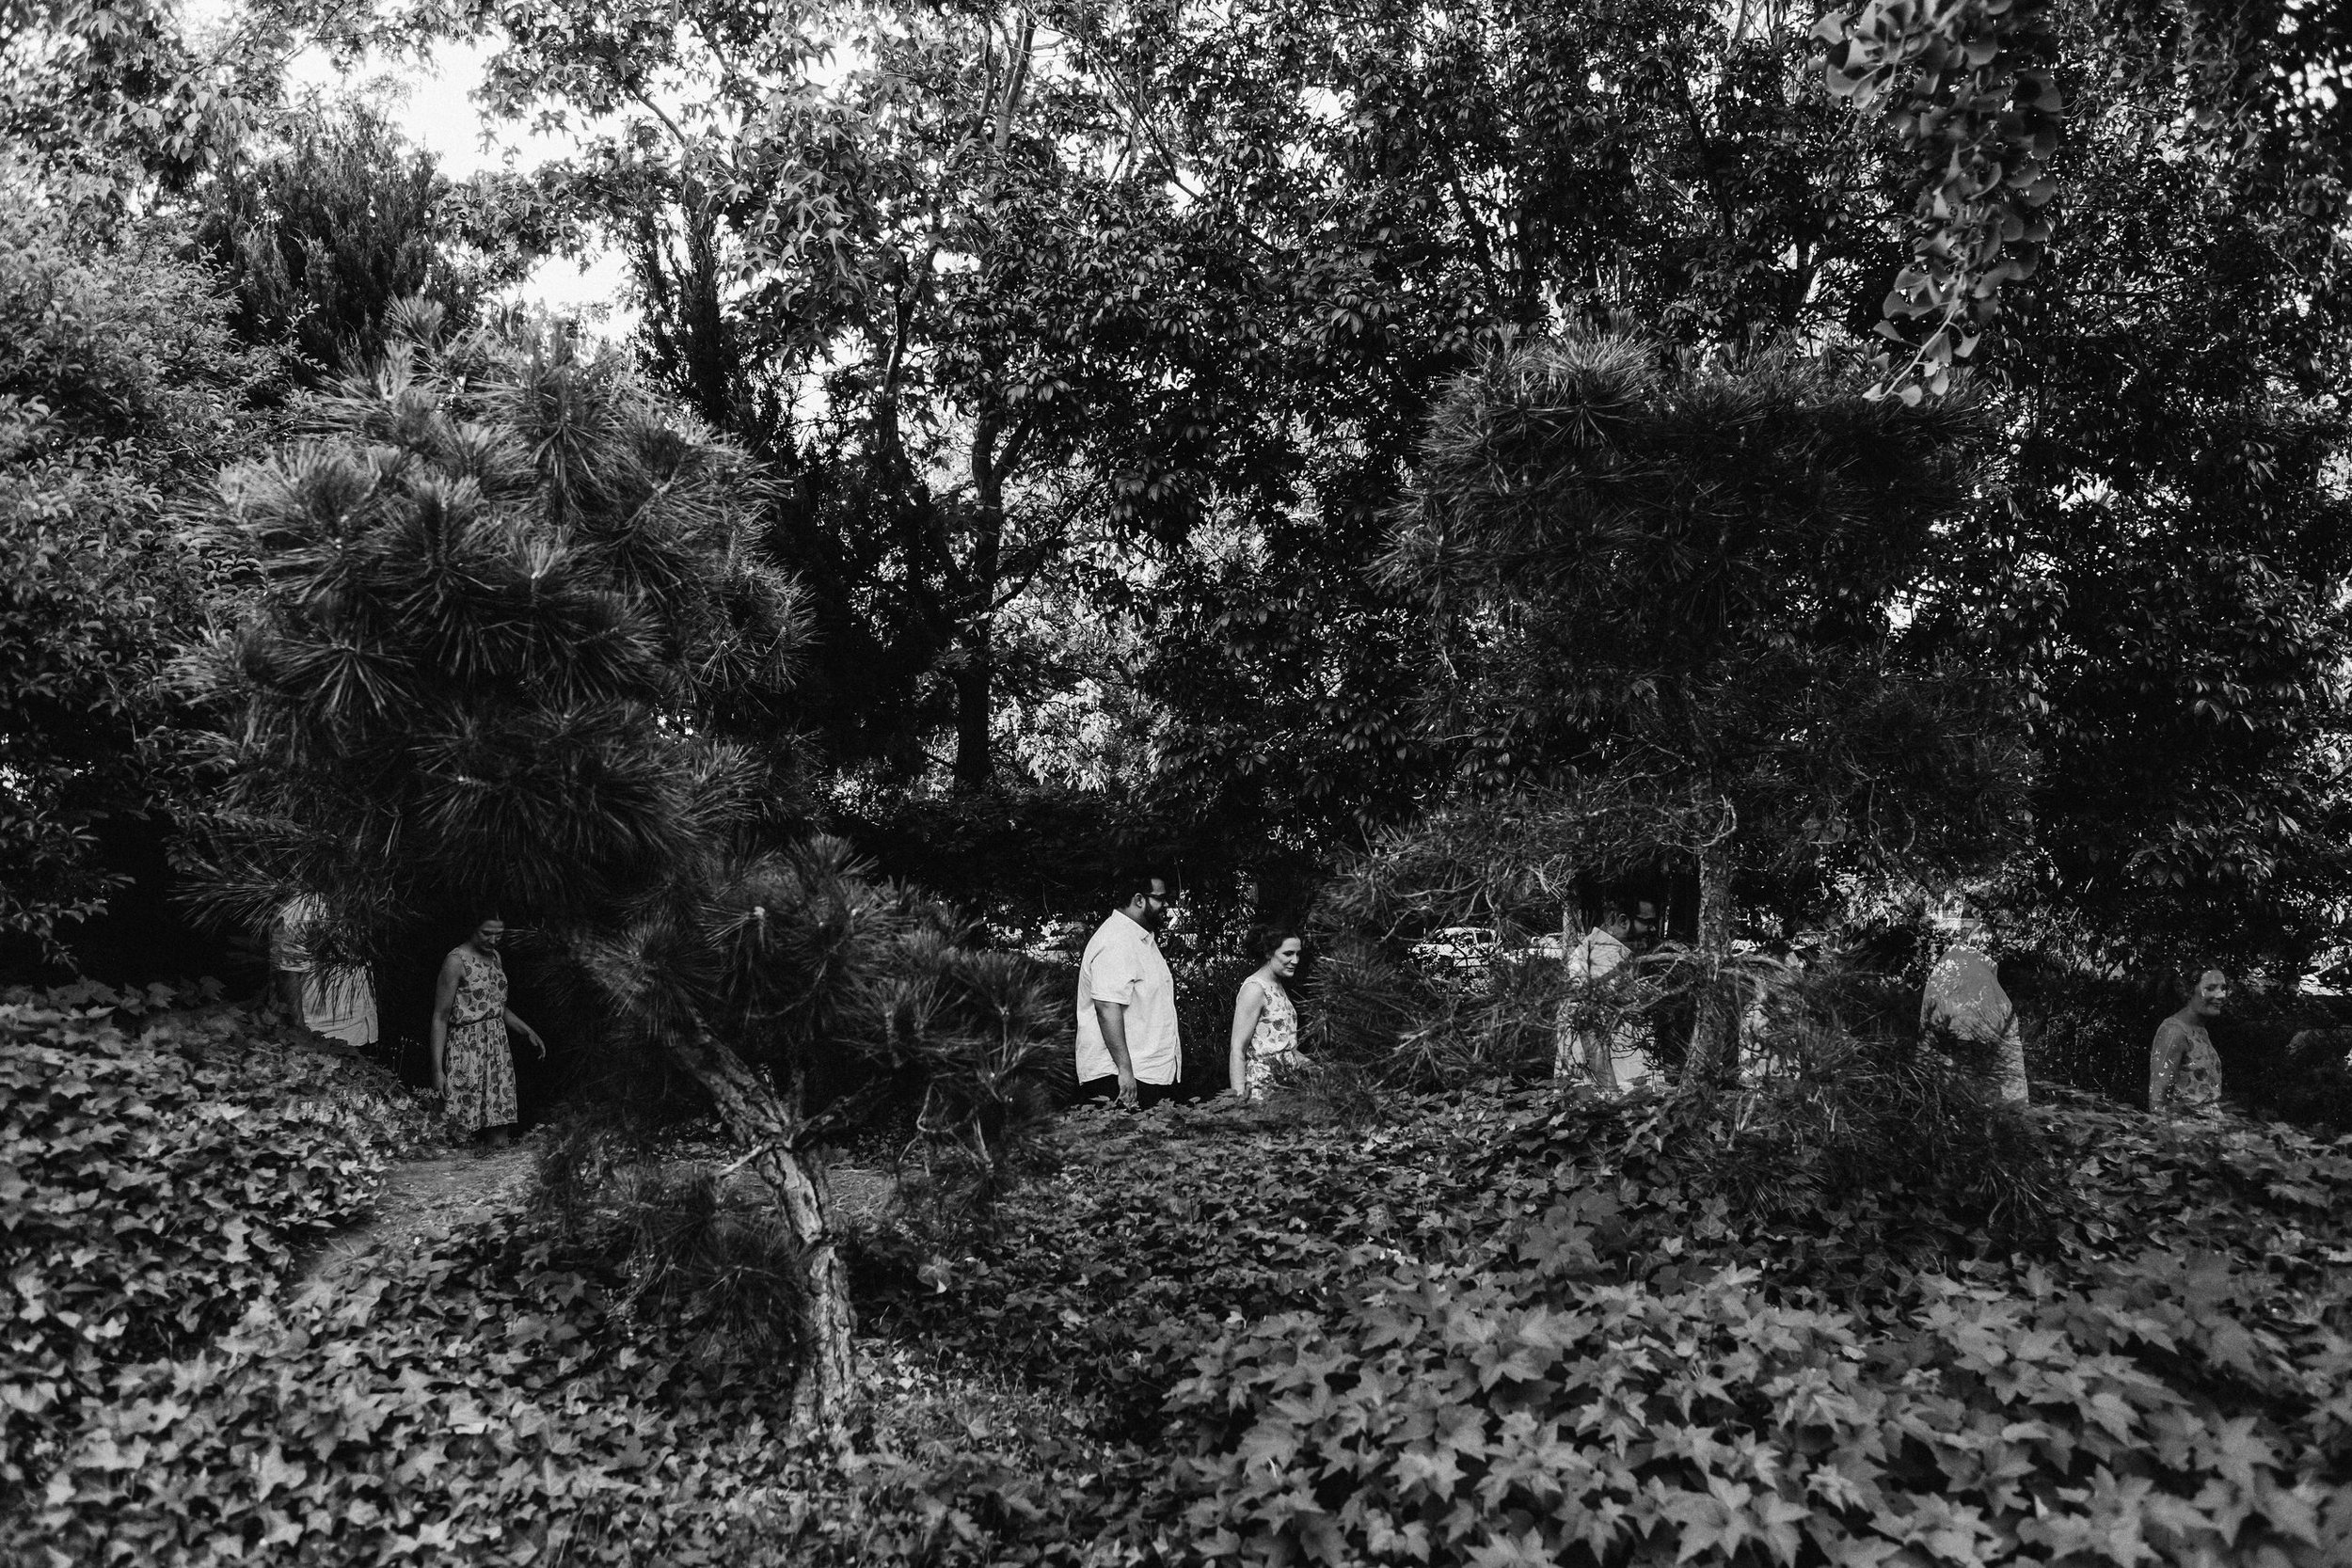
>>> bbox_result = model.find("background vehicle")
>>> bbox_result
[1409,927,1501,974]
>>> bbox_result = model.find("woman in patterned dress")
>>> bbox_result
[1228,928,1304,1102]
[430,913,546,1146]
[2150,967,2228,1116]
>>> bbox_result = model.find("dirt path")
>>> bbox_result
[291,1142,899,1292]
[293,1145,541,1290]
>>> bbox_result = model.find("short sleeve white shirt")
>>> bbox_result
[1074,911,1181,1085]
[1571,928,1631,986]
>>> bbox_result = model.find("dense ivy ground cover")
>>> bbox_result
[0,1002,391,1492]
[9,1012,2352,1566]
[11,1224,817,1565]
[871,1087,2352,1566]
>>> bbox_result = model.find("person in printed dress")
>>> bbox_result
[1919,895,2030,1103]
[2150,968,2228,1116]
[430,912,546,1146]
[1228,928,1304,1101]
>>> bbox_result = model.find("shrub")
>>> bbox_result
[0,183,266,967]
[0,1003,383,1489]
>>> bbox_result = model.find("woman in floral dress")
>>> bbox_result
[1228,928,1305,1102]
[2150,967,2227,1116]
[431,913,546,1146]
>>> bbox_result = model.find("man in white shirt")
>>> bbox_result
[1073,872,1182,1111]
[270,894,379,1051]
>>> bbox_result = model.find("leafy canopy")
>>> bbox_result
[0,177,264,965]
[1380,331,2021,900]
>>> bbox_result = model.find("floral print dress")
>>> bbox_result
[2149,1017,2222,1114]
[1243,978,1301,1096]
[444,945,517,1134]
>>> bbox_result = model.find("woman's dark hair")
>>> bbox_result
[1245,926,1302,966]
[2179,964,2228,1001]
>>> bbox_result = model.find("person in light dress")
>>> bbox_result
[1229,928,1304,1101]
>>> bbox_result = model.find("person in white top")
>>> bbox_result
[1227,928,1304,1102]
[1074,872,1183,1111]
[270,893,378,1051]
[1554,902,1647,1089]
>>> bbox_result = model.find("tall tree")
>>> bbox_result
[1098,0,1918,855]
[194,102,530,378]
[1385,331,2017,1094]
[1935,7,2352,971]
[460,0,1268,789]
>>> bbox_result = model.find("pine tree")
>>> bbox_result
[180,305,1057,1434]
[1383,331,2021,1096]
[195,106,511,377]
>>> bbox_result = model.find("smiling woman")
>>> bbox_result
[1228,926,1304,1101]
[2151,966,2229,1115]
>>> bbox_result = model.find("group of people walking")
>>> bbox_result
[1554,889,2240,1116]
[276,874,2249,1139]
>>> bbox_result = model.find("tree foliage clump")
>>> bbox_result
[1963,5,2352,974]
[179,305,809,944]
[0,178,264,966]
[1376,331,2024,1088]
[194,103,532,379]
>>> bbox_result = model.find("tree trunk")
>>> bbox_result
[1677,825,1738,1102]
[953,411,1008,795]
[661,1022,858,1444]
[951,631,993,792]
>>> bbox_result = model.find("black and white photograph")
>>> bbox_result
[4,0,2348,1560]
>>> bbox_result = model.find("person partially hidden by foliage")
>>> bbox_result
[1381,331,2019,1103]
[1227,928,1303,1103]
[1073,870,1183,1111]
[430,911,545,1148]
[2150,967,2228,1116]
[269,893,376,1051]
[1555,902,1647,1091]
[1919,895,2030,1103]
